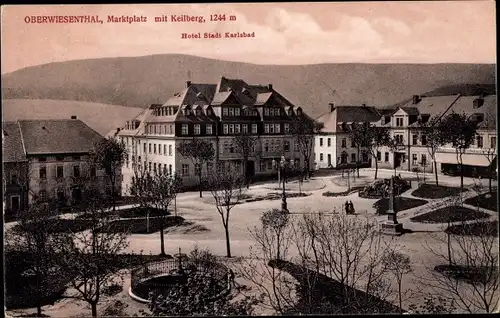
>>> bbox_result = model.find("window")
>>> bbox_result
[39,167,47,179]
[284,140,290,152]
[159,144,162,155]
[269,124,275,134]
[73,155,80,161]
[223,108,228,116]
[264,124,270,134]
[206,124,213,135]
[229,124,235,134]
[56,166,64,178]
[181,124,189,135]
[264,142,269,152]
[412,154,418,165]
[56,155,64,161]
[169,164,172,175]
[154,144,157,154]
[284,124,290,134]
[276,108,281,116]
[319,138,323,147]
[421,154,427,165]
[149,162,152,171]
[153,163,157,173]
[228,108,234,116]
[169,145,172,156]
[377,151,381,161]
[294,142,299,152]
[351,153,356,162]
[320,153,324,162]
[39,190,47,202]
[235,124,241,134]
[396,117,404,127]
[252,124,258,134]
[412,134,418,146]
[351,139,355,148]
[274,124,280,133]
[384,152,389,162]
[477,135,484,148]
[491,137,496,149]
[90,167,96,177]
[264,108,269,116]
[194,124,201,135]
[182,164,189,176]
[149,143,152,153]
[327,138,331,147]
[144,143,147,153]
[169,125,173,134]
[242,124,248,134]
[421,135,427,146]
[164,145,167,155]
[223,124,229,134]
[341,138,347,148]
[235,108,240,116]
[39,157,46,162]
[73,165,80,178]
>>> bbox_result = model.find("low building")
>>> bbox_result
[2,117,119,213]
[315,103,380,169]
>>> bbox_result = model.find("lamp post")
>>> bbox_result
[381,176,403,236]
[272,159,281,188]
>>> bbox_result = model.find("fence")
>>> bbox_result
[130,258,229,301]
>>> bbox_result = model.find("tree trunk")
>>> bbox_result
[489,166,493,193]
[91,302,98,318]
[111,176,116,211]
[398,281,403,314]
[160,221,166,256]
[447,218,452,267]
[357,147,360,177]
[224,225,232,258]
[374,159,378,180]
[434,159,439,186]
[198,171,203,198]
[304,156,310,180]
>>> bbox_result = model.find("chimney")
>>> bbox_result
[329,103,335,112]
[268,83,273,91]
[186,80,191,88]
[71,115,77,119]
[116,127,121,133]
[362,103,366,107]
[412,95,420,104]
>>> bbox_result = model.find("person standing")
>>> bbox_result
[345,201,349,214]
[349,201,355,214]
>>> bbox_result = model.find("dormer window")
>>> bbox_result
[471,113,484,123]
[473,98,484,109]
[296,108,302,115]
[195,108,202,116]
[206,108,213,116]
[288,109,293,116]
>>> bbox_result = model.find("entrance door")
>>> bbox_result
[11,196,20,211]
[246,160,255,178]
[394,153,402,169]
[72,188,82,204]
[327,154,332,167]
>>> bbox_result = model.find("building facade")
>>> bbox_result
[314,103,380,169]
[2,118,118,213]
[116,76,314,195]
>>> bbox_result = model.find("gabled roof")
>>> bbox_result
[2,122,27,162]
[336,106,381,123]
[450,95,496,129]
[18,119,104,155]
[401,95,461,118]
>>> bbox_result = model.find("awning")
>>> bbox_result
[435,152,495,167]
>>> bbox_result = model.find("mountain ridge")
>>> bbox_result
[2,54,495,118]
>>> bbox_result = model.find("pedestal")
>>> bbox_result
[381,210,403,236]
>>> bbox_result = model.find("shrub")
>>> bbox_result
[359,176,410,199]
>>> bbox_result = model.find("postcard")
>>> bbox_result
[2,1,498,317]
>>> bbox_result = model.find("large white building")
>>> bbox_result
[115,76,315,195]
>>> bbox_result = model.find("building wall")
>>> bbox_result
[3,161,30,212]
[315,134,336,169]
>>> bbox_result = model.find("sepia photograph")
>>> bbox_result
[1,1,498,316]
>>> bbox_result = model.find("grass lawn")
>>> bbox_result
[373,197,428,214]
[4,250,169,310]
[12,218,97,233]
[322,187,364,197]
[410,206,490,224]
[464,191,498,212]
[97,216,185,234]
[445,220,498,237]
[411,184,465,199]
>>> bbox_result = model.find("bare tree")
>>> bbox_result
[290,116,324,179]
[205,162,245,258]
[417,115,447,186]
[420,196,499,313]
[481,146,497,193]
[233,132,259,189]
[438,112,479,191]
[177,138,215,198]
[382,250,413,313]
[88,137,127,211]
[54,188,130,318]
[5,200,59,316]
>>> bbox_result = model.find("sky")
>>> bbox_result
[1,1,496,74]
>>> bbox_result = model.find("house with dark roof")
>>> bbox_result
[314,103,381,169]
[2,117,117,213]
[115,76,313,191]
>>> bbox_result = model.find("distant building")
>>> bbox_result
[2,117,118,213]
[116,76,314,194]
[315,103,380,169]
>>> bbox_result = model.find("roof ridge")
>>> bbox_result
[17,121,27,157]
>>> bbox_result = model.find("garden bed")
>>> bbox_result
[12,218,97,233]
[411,184,465,199]
[445,220,498,237]
[373,197,428,215]
[434,264,498,284]
[464,191,498,212]
[358,176,411,199]
[76,207,171,220]
[97,216,185,234]
[245,192,310,203]
[323,187,364,197]
[410,206,490,224]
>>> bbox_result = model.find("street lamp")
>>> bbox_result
[272,159,280,187]
[273,156,290,213]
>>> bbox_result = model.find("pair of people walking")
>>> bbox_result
[345,200,355,215]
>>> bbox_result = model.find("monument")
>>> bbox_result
[380,177,403,235]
